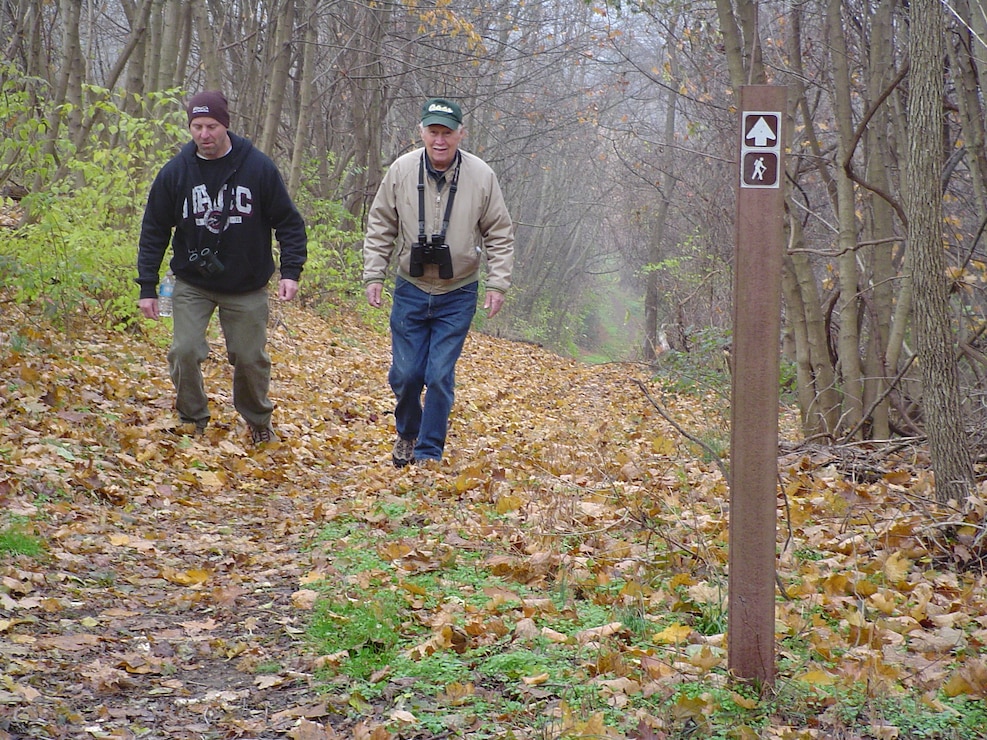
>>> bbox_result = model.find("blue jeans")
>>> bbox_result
[389,278,477,460]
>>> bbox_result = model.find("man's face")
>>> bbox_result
[421,124,464,171]
[190,117,231,159]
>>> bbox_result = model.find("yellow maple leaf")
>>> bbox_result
[160,566,210,587]
[651,435,676,455]
[943,674,973,697]
[869,724,901,740]
[453,473,482,493]
[521,672,549,686]
[290,589,319,610]
[868,590,898,615]
[653,623,692,644]
[442,681,475,705]
[883,551,912,583]
[194,470,224,489]
[390,709,418,724]
[687,645,723,671]
[730,691,759,709]
[495,494,523,514]
[796,669,837,686]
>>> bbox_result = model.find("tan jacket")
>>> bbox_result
[362,148,515,294]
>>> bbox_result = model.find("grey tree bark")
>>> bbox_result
[288,0,318,198]
[642,32,681,362]
[191,0,223,90]
[32,0,83,196]
[258,0,295,155]
[906,0,975,504]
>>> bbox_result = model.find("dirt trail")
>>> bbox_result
[1,304,631,739]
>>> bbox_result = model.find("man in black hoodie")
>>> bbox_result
[136,91,307,445]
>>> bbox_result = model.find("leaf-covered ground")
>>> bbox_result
[2,301,987,739]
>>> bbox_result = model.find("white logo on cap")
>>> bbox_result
[192,105,211,115]
[428,103,455,115]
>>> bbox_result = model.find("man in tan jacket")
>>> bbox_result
[364,97,515,467]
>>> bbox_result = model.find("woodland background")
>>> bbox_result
[6,0,987,470]
[5,1,987,738]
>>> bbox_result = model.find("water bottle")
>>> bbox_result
[158,271,175,318]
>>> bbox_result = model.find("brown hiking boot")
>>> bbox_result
[174,420,207,437]
[251,425,276,445]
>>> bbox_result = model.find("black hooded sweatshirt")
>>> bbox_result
[136,132,307,299]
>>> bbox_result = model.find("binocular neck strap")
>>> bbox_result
[418,152,461,244]
[190,156,237,260]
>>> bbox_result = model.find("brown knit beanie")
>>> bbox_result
[187,91,230,128]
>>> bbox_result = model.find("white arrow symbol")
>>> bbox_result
[746,116,777,147]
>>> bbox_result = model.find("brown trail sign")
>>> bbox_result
[729,85,786,683]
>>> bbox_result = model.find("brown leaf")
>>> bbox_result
[291,589,320,610]
[287,718,339,740]
[944,658,987,697]
[38,634,101,651]
[575,622,623,644]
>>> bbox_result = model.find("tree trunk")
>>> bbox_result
[258,0,295,155]
[906,0,974,504]
[4,0,40,70]
[643,37,681,362]
[344,1,391,222]
[783,1,841,439]
[191,0,223,90]
[827,0,864,438]
[122,0,149,109]
[946,3,987,213]
[859,0,899,440]
[32,0,83,197]
[154,0,187,89]
[145,0,165,92]
[288,0,318,197]
[713,0,765,89]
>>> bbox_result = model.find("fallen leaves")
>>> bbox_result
[2,301,987,739]
[290,589,319,610]
[159,566,211,587]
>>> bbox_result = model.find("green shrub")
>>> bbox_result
[653,325,732,395]
[0,77,187,331]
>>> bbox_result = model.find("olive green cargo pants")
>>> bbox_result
[168,278,273,430]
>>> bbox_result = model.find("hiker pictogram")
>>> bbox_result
[740,112,781,188]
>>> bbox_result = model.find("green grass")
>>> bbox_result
[309,588,407,680]
[304,513,987,739]
[0,519,45,558]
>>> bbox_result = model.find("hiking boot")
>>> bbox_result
[175,421,207,437]
[251,425,276,445]
[392,436,416,468]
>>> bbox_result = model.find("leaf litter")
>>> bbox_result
[0,302,986,738]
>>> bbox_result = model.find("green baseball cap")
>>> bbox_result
[421,98,462,128]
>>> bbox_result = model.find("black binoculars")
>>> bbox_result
[409,236,453,279]
[193,249,225,277]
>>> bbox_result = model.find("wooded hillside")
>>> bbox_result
[6,0,987,454]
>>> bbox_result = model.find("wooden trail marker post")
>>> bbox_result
[728,85,786,683]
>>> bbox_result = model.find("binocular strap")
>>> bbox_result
[417,152,461,246]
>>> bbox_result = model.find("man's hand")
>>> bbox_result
[366,282,384,308]
[484,290,505,318]
[278,279,300,301]
[139,297,160,320]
